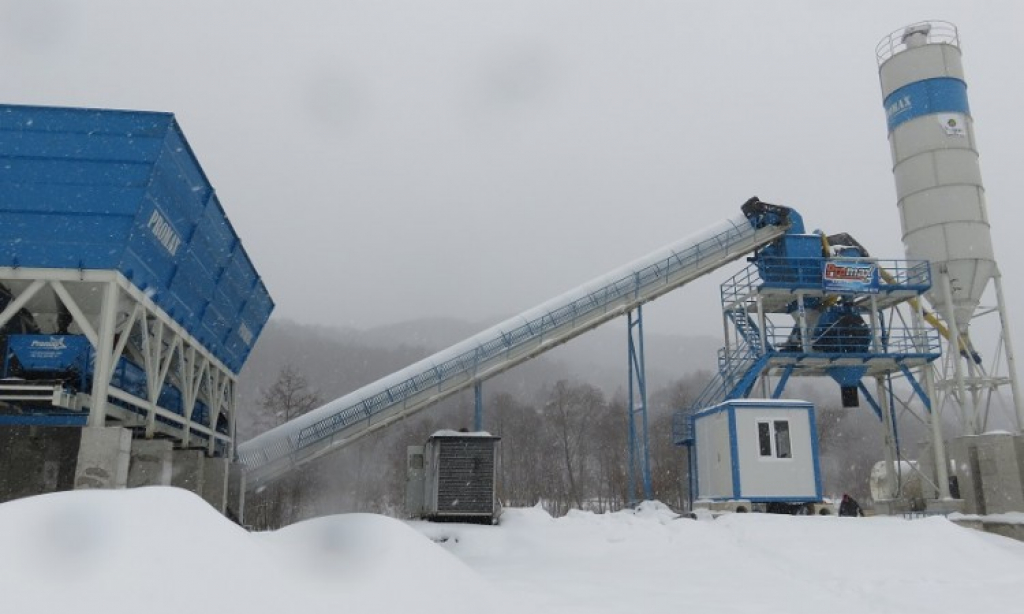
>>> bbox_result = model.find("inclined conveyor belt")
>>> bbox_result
[238,206,793,486]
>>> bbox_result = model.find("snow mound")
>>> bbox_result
[260,512,508,613]
[0,487,510,614]
[0,487,293,614]
[415,503,1024,614]
[4,489,1024,614]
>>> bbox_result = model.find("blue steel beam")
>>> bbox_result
[898,363,932,412]
[627,306,653,505]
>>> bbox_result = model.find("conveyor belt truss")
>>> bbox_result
[238,204,794,486]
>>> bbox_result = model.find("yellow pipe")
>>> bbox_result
[877,267,972,356]
[819,234,839,308]
[820,233,969,355]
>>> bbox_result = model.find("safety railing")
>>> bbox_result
[672,409,693,444]
[290,224,754,451]
[673,342,768,445]
[768,324,941,356]
[683,306,779,416]
[681,325,764,431]
[721,258,930,307]
[674,283,940,445]
[876,20,959,65]
[725,308,773,352]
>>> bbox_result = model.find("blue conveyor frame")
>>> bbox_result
[238,207,794,486]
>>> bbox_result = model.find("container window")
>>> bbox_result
[774,420,792,459]
[757,421,772,457]
[756,418,793,459]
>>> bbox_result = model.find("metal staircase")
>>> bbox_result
[673,251,941,446]
[674,308,773,442]
[238,204,795,487]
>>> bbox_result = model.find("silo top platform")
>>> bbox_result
[0,104,273,373]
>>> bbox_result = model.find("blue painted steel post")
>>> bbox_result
[627,307,653,505]
[474,381,483,431]
[687,442,696,510]
[627,328,637,505]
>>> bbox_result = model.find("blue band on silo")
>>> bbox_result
[884,77,970,132]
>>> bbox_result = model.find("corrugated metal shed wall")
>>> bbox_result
[0,104,273,373]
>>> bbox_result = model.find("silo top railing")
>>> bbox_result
[876,20,960,66]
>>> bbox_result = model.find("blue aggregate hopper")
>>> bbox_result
[0,104,273,373]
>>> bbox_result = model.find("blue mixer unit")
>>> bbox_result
[1,332,225,435]
[4,335,90,374]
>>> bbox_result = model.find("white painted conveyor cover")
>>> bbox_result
[239,211,789,484]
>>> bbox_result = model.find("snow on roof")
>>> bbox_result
[718,398,813,406]
[950,511,1024,525]
[430,429,496,438]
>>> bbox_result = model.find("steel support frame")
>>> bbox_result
[929,269,1023,436]
[627,306,653,505]
[0,267,236,455]
[474,381,483,431]
[745,293,946,506]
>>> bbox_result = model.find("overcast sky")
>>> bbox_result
[3,2,1023,353]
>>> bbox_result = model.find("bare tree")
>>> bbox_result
[547,380,604,512]
[258,365,322,429]
[592,393,628,511]
[491,391,549,507]
[647,372,707,509]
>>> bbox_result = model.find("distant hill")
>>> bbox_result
[359,314,720,393]
[236,316,721,440]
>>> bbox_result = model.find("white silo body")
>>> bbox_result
[877,21,994,332]
[877,23,1024,511]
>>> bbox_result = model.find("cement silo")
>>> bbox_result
[878,21,992,333]
[878,22,1024,512]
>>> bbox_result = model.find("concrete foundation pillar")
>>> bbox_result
[74,426,132,490]
[916,439,937,499]
[227,462,246,525]
[128,439,173,487]
[975,433,1024,514]
[916,439,964,513]
[171,449,206,496]
[949,436,983,514]
[202,456,229,514]
[0,427,80,503]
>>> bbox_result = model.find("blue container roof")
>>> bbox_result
[0,104,274,373]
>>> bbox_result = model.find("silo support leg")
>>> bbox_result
[939,269,978,435]
[922,366,953,501]
[993,274,1024,432]
[877,377,899,502]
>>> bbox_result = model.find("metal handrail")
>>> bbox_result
[721,258,931,307]
[876,20,959,66]
[290,228,749,452]
[238,211,793,479]
[770,325,941,356]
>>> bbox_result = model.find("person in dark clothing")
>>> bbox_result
[838,493,864,517]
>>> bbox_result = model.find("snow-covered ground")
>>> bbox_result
[1,487,1022,614]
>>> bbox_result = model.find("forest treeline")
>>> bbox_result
[239,319,908,529]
